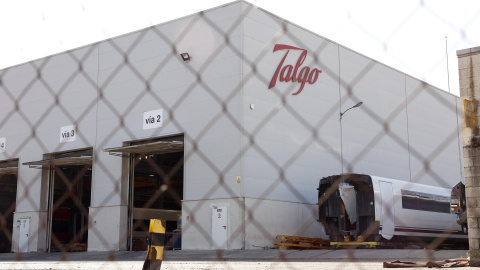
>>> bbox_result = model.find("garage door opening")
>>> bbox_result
[104,135,184,251]
[0,159,18,253]
[23,149,92,252]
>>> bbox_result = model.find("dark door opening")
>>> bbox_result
[0,159,18,253]
[128,138,184,251]
[23,149,93,252]
[49,163,91,252]
[103,137,184,251]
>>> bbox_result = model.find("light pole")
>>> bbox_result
[340,101,363,173]
[340,101,363,120]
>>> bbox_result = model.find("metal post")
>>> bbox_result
[142,219,166,270]
[339,101,363,174]
[46,167,55,253]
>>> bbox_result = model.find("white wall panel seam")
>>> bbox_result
[338,45,343,174]
[404,75,412,182]
[240,2,245,199]
[455,97,463,180]
[92,44,101,207]
[240,2,246,250]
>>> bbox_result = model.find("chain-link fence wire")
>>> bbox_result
[0,1,475,268]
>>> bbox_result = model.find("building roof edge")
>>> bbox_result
[457,46,480,58]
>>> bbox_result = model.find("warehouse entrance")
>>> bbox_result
[104,135,184,251]
[0,159,18,252]
[23,149,92,252]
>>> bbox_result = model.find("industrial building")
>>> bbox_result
[0,1,463,252]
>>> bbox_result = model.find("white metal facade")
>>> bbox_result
[0,1,463,251]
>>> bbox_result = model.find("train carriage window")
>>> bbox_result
[433,195,451,213]
[401,190,450,213]
[401,190,418,210]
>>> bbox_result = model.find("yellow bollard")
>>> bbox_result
[142,219,166,270]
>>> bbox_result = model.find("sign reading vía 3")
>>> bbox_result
[269,44,322,95]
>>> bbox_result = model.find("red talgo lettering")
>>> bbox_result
[280,65,293,82]
[269,44,322,95]
[308,68,322,84]
[292,50,307,82]
[293,66,310,95]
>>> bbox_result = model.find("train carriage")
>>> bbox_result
[318,174,467,246]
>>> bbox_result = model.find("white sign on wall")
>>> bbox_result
[143,109,163,130]
[60,125,76,143]
[0,137,5,153]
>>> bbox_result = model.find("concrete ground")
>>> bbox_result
[0,249,470,270]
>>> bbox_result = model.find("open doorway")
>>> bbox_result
[0,159,18,252]
[23,149,92,252]
[104,135,184,251]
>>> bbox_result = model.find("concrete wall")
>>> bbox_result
[241,2,342,207]
[182,197,323,250]
[94,2,243,205]
[90,1,244,250]
[1,43,99,252]
[1,2,244,251]
[338,47,411,181]
[244,198,324,248]
[405,78,463,187]
[182,198,245,250]
[241,2,463,208]
[87,206,128,251]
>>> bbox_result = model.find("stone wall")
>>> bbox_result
[458,46,480,266]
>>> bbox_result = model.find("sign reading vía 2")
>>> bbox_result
[269,44,322,95]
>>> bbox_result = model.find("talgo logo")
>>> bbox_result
[269,44,322,95]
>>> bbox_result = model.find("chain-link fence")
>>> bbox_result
[0,0,476,268]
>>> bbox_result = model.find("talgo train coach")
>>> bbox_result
[317,174,468,246]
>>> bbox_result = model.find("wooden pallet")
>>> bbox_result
[274,235,331,249]
[70,243,87,252]
[330,241,379,249]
